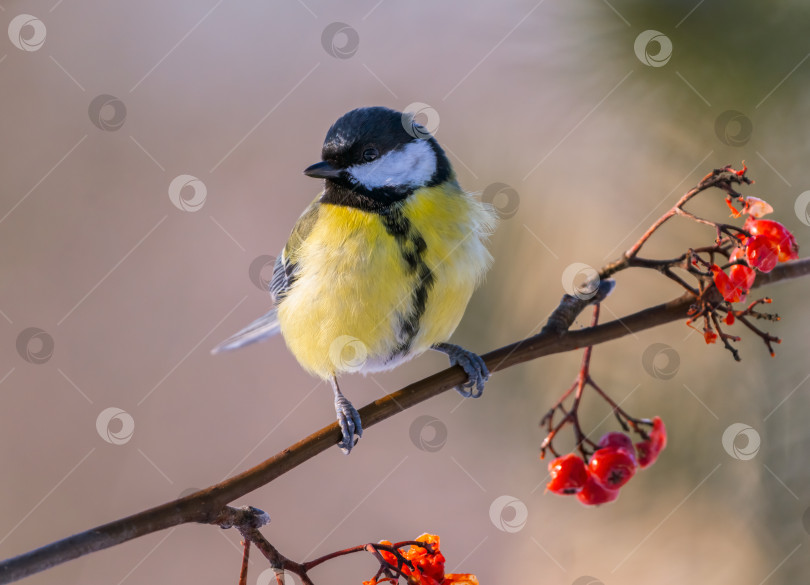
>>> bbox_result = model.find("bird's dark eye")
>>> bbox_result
[362,147,379,162]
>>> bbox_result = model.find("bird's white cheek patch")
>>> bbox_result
[348,140,437,190]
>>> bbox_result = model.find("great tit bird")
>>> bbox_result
[213,106,496,453]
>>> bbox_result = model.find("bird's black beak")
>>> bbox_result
[303,161,342,180]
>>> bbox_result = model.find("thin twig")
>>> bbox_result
[238,539,250,585]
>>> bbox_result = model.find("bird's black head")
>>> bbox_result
[304,107,452,212]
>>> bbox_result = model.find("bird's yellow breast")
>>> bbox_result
[277,183,494,379]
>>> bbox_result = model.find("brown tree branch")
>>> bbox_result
[1,256,807,584]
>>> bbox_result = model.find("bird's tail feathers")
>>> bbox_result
[211,309,281,354]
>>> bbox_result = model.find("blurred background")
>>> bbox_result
[1,1,809,583]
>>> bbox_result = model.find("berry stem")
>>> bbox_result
[238,540,250,585]
[709,310,742,361]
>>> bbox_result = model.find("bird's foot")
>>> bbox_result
[333,388,363,454]
[432,342,489,398]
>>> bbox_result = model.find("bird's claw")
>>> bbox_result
[334,393,363,454]
[434,343,489,398]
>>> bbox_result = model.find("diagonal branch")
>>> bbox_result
[1,257,807,584]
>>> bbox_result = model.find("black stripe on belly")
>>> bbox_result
[381,207,435,356]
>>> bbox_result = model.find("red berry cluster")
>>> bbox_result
[363,534,477,585]
[711,198,798,305]
[546,417,667,506]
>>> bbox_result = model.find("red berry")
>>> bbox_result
[546,454,588,495]
[710,265,747,303]
[729,248,756,292]
[576,474,620,506]
[745,217,799,262]
[729,264,755,292]
[635,440,656,467]
[404,534,445,582]
[588,447,636,489]
[745,235,779,273]
[650,416,667,449]
[597,431,636,461]
[636,416,667,468]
